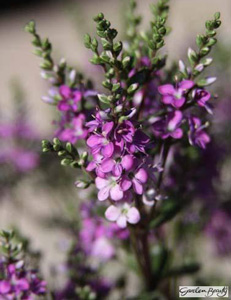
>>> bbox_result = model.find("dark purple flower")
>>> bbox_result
[206,209,231,255]
[193,89,211,107]
[158,80,194,108]
[115,121,135,149]
[188,116,210,149]
[127,130,150,153]
[152,110,183,139]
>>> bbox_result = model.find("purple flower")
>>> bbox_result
[99,150,134,177]
[105,203,140,228]
[87,122,114,157]
[91,237,115,261]
[206,209,231,255]
[0,280,11,294]
[193,89,211,107]
[57,113,88,143]
[152,110,183,139]
[57,85,82,112]
[121,166,148,195]
[114,121,135,149]
[158,80,194,108]
[127,130,150,154]
[0,260,46,298]
[188,116,210,149]
[9,148,39,172]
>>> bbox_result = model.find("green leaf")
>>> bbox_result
[149,200,182,229]
[166,262,200,277]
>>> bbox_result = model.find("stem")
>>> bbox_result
[129,226,153,290]
[149,142,171,221]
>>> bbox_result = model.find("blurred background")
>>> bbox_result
[0,0,231,292]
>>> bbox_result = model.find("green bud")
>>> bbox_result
[200,47,210,56]
[84,34,91,48]
[53,138,61,145]
[90,55,102,65]
[101,38,112,50]
[214,12,220,20]
[127,83,139,94]
[98,94,111,104]
[122,56,131,68]
[113,41,123,53]
[206,38,217,47]
[24,21,36,34]
[106,28,118,40]
[102,80,112,89]
[93,13,104,22]
[187,48,198,65]
[61,158,73,166]
[112,83,120,92]
[75,180,91,189]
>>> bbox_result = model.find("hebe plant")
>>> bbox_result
[1,0,222,298]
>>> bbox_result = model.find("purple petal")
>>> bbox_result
[59,85,71,98]
[168,110,182,131]
[102,142,114,157]
[95,177,108,189]
[173,97,185,108]
[127,207,140,225]
[162,95,174,105]
[110,185,123,201]
[113,163,123,177]
[100,158,114,173]
[135,168,148,183]
[171,128,183,139]
[105,205,120,221]
[117,215,127,228]
[98,186,110,201]
[158,84,175,95]
[102,122,114,136]
[132,179,144,195]
[87,135,102,147]
[73,90,82,102]
[120,176,132,191]
[179,80,194,90]
[0,280,11,294]
[86,161,96,172]
[57,100,70,111]
[121,155,134,171]
[16,278,29,291]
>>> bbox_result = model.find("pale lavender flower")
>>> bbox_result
[105,203,140,228]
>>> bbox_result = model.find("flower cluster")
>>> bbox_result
[0,118,39,173]
[151,78,213,148]
[55,202,123,299]
[0,231,46,299]
[86,115,152,227]
[0,259,46,299]
[26,4,222,296]
[79,202,128,261]
[42,75,97,144]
